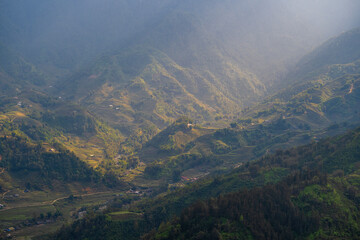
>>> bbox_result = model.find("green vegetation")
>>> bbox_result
[144,170,360,240]
[107,211,143,221]
[125,27,359,188]
[132,27,360,180]
[0,7,359,239]
[140,127,360,239]
[133,114,345,185]
[0,89,125,173]
[0,135,100,182]
[244,30,360,132]
[292,28,360,83]
[0,43,48,87]
[46,126,360,240]
[55,39,265,139]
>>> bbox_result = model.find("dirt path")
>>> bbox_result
[49,196,68,205]
[2,190,10,199]
[349,83,354,94]
[50,191,112,205]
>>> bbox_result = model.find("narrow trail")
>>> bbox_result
[349,83,354,94]
[50,191,112,205]
[49,196,68,205]
[2,190,10,199]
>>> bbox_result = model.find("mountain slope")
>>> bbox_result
[3,0,358,141]
[244,28,360,129]
[0,89,123,171]
[0,43,48,88]
[133,126,360,228]
[2,0,358,84]
[55,13,265,137]
[100,28,360,189]
[291,27,360,83]
[0,135,101,183]
[49,126,360,240]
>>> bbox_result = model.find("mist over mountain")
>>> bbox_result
[1,1,360,239]
[0,0,174,73]
[1,0,359,183]
[2,0,355,136]
[290,28,360,84]
[1,0,359,83]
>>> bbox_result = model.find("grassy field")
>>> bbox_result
[0,182,125,239]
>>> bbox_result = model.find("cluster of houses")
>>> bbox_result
[4,227,15,232]
[181,172,210,183]
[181,176,199,182]
[3,226,15,239]
[15,101,32,108]
[108,105,121,110]
[78,211,87,219]
[76,203,108,220]
[127,189,141,195]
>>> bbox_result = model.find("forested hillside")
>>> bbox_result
[1,1,360,239]
[47,127,360,240]
[0,136,100,183]
[144,170,360,240]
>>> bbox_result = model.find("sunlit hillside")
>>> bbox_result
[0,0,360,239]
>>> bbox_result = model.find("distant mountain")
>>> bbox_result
[127,28,360,185]
[291,28,360,83]
[0,43,48,88]
[2,0,359,140]
[2,0,358,83]
[246,28,360,129]
[0,0,178,74]
[1,2,360,239]
[55,12,265,137]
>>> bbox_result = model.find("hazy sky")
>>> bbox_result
[1,0,359,79]
[284,0,360,36]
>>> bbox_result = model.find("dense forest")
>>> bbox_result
[144,170,360,239]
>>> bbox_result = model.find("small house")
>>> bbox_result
[5,227,15,232]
